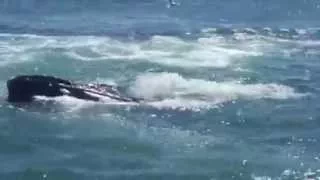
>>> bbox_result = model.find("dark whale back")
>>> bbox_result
[6,75,141,103]
[7,75,72,102]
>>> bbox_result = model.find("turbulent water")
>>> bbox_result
[1,0,320,180]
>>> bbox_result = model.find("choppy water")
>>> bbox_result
[0,1,320,180]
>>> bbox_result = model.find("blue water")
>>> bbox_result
[1,0,320,179]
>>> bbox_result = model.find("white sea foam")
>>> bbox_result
[0,33,265,68]
[34,94,139,112]
[1,30,319,69]
[252,168,320,180]
[83,34,263,68]
[34,95,97,112]
[129,72,304,110]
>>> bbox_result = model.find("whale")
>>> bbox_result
[6,75,141,103]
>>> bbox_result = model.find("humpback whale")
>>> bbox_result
[167,0,179,8]
[6,75,141,103]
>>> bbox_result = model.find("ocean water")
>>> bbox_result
[0,0,320,179]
